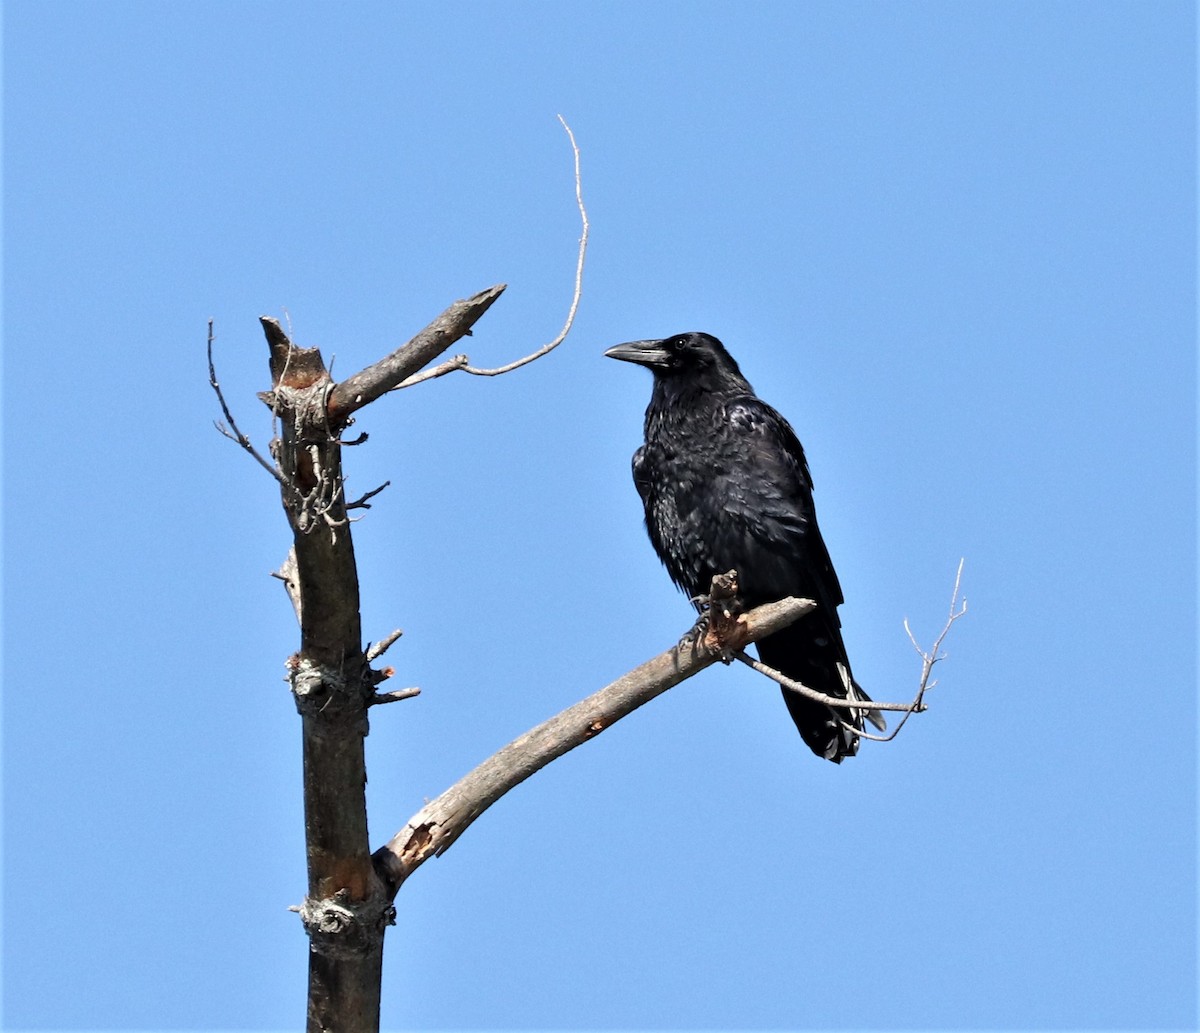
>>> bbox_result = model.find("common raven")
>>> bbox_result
[605,332,882,762]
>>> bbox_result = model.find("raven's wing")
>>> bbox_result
[723,395,884,750]
[720,394,845,616]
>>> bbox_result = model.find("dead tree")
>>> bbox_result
[208,122,963,1033]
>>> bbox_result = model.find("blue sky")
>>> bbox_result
[2,2,1195,1030]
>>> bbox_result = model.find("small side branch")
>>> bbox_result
[207,320,286,484]
[370,687,421,706]
[372,593,814,897]
[735,653,929,718]
[745,559,967,745]
[865,557,966,743]
[366,629,404,662]
[272,548,303,626]
[905,558,968,692]
[347,481,391,511]
[398,116,589,388]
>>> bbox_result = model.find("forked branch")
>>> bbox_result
[739,559,968,744]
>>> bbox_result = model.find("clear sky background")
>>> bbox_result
[2,2,1195,1030]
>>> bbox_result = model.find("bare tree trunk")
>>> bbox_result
[257,294,501,1031]
[257,320,378,1032]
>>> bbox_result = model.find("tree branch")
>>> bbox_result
[325,285,507,420]
[372,593,814,898]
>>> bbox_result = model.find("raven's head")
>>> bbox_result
[604,332,746,389]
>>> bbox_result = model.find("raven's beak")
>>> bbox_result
[604,339,671,369]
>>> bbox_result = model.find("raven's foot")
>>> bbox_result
[678,607,712,655]
[679,570,747,662]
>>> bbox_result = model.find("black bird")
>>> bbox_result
[605,332,882,762]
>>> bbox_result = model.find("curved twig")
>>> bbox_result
[399,115,589,388]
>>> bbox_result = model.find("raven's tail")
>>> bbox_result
[757,627,883,763]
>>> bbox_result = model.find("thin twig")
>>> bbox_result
[207,320,286,484]
[848,559,967,743]
[346,481,391,511]
[398,115,589,388]
[460,116,588,376]
[396,354,470,389]
[905,558,968,679]
[741,559,966,745]
[735,653,926,716]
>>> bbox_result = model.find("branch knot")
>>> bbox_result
[297,891,395,960]
[287,654,370,723]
